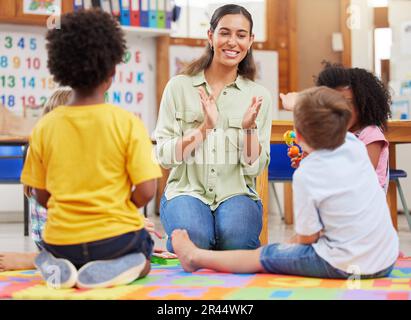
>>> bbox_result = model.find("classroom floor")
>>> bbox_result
[1,209,411,300]
[1,209,411,256]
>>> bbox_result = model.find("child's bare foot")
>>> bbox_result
[0,252,37,272]
[171,229,201,272]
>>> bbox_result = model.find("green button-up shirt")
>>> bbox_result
[154,71,273,210]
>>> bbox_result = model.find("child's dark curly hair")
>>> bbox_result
[46,9,126,92]
[315,61,392,131]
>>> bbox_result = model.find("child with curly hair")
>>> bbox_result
[0,88,72,273]
[1,88,159,272]
[281,63,392,192]
[20,9,162,289]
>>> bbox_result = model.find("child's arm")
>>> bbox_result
[287,232,321,245]
[131,179,157,208]
[23,185,32,198]
[30,188,50,208]
[280,92,300,111]
[366,141,384,169]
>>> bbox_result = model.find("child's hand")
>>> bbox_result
[144,218,155,234]
[289,151,308,168]
[144,218,165,239]
[280,92,299,111]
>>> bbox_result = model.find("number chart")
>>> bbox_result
[0,24,157,132]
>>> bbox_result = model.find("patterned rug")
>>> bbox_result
[1,257,410,300]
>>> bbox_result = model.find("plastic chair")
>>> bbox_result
[268,144,297,219]
[389,169,411,231]
[0,145,29,235]
[0,146,24,182]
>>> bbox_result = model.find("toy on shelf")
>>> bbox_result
[283,130,303,167]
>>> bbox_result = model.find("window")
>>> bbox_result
[374,28,391,78]
[171,0,266,42]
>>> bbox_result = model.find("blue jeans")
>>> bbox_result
[260,243,395,279]
[160,194,263,252]
[42,229,154,269]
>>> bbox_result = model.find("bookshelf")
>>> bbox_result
[0,1,173,39]
[121,25,171,38]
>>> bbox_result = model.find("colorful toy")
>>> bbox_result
[283,130,303,167]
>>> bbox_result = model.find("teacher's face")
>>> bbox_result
[208,14,254,69]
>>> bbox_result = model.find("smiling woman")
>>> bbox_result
[154,4,273,253]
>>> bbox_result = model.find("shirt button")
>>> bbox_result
[213,128,217,132]
[209,188,213,192]
[211,169,215,173]
[223,91,227,95]
[212,149,216,153]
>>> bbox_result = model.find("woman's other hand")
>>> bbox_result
[198,87,219,130]
[242,96,263,129]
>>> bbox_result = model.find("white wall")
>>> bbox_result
[350,0,374,70]
[0,185,24,212]
[389,0,411,208]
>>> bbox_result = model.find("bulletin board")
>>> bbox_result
[169,45,279,114]
[0,24,158,132]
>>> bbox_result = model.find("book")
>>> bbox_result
[130,0,140,26]
[110,0,121,21]
[148,0,157,28]
[157,0,166,29]
[165,0,172,29]
[99,0,112,13]
[91,0,101,7]
[83,0,93,9]
[119,0,131,26]
[73,0,83,11]
[140,0,149,27]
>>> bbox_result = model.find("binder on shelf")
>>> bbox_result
[83,0,93,9]
[119,0,131,26]
[74,0,83,11]
[99,0,112,13]
[140,0,149,27]
[157,0,166,29]
[91,0,101,7]
[130,0,140,27]
[148,0,157,28]
[165,0,172,29]
[110,0,121,21]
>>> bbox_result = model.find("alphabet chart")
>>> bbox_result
[0,24,157,132]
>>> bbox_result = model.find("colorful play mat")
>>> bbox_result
[0,257,410,300]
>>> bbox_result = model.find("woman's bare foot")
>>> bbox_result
[0,252,37,272]
[171,229,201,272]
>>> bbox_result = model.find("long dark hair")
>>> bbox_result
[181,4,256,81]
[316,61,392,131]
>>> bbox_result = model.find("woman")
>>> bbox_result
[155,4,273,252]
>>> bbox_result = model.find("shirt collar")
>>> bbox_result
[191,70,207,87]
[191,70,247,91]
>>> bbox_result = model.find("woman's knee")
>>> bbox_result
[215,197,262,250]
[216,230,261,250]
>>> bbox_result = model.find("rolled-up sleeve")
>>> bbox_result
[240,91,273,177]
[154,80,183,169]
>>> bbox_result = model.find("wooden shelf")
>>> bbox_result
[121,26,171,38]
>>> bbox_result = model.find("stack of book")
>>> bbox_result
[73,0,173,29]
